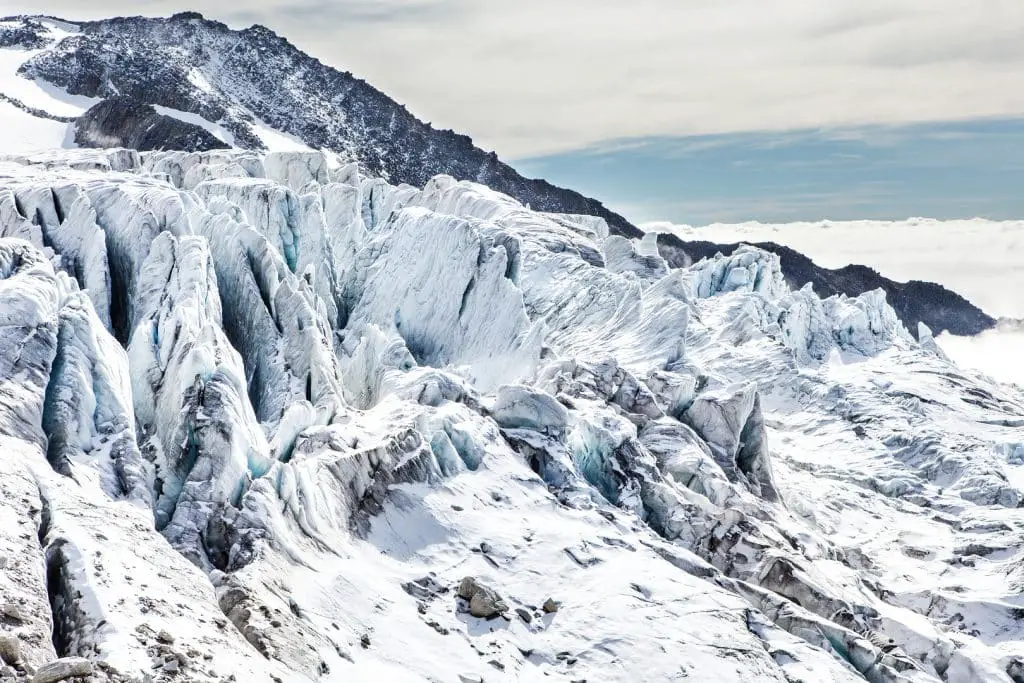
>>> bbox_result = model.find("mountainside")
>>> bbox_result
[74,96,231,153]
[0,147,1022,682]
[0,13,641,238]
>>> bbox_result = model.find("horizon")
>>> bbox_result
[3,2,1024,225]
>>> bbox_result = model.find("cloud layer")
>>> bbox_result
[6,1,1024,158]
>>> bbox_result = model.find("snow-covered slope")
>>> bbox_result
[0,148,1022,682]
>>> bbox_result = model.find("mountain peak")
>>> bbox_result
[1,12,641,236]
[169,10,207,21]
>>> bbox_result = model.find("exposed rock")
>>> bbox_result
[75,97,230,152]
[402,575,447,600]
[542,598,561,614]
[0,635,19,666]
[457,577,509,619]
[29,658,92,683]
[1,604,23,622]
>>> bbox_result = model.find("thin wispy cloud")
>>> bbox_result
[225,0,466,26]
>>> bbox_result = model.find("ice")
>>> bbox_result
[661,217,1024,320]
[687,244,788,299]
[684,383,779,501]
[45,287,149,504]
[344,206,542,389]
[263,151,330,190]
[0,181,113,328]
[127,232,270,565]
[0,151,1021,682]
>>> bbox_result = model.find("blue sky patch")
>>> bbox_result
[513,117,1024,225]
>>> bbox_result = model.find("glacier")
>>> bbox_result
[0,149,1022,682]
[657,218,1024,390]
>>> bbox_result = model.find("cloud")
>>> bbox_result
[224,0,466,26]
[4,0,1024,158]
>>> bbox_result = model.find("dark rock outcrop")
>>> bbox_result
[657,233,996,337]
[74,97,229,152]
[0,16,49,48]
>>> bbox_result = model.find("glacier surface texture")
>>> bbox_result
[0,148,1022,683]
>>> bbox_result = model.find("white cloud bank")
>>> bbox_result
[937,323,1024,388]
[4,0,1024,157]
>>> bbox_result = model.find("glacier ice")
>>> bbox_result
[0,150,1022,682]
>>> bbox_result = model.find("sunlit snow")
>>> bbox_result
[653,218,1024,388]
[1,149,1022,682]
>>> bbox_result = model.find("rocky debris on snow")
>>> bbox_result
[402,575,448,601]
[542,598,561,614]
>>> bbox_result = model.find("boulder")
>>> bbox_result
[30,658,92,683]
[457,577,509,619]
[0,635,19,665]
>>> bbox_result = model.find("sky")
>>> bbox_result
[5,0,1024,223]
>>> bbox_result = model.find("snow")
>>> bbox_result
[0,21,97,118]
[0,99,71,151]
[253,120,318,153]
[152,105,236,146]
[0,150,1023,682]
